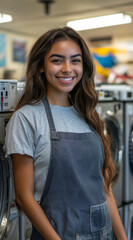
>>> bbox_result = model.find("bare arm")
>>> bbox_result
[105,187,127,240]
[12,154,61,240]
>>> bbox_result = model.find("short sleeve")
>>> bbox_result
[3,110,35,158]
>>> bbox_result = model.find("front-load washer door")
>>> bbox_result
[0,146,12,239]
[105,113,121,166]
[104,113,123,207]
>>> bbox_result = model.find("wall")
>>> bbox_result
[88,34,133,83]
[1,31,133,83]
[0,30,36,81]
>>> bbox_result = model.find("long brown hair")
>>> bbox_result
[16,27,115,192]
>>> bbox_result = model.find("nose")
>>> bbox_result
[61,61,72,73]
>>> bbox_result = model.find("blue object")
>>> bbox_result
[93,51,118,68]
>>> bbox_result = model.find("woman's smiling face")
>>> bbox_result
[43,39,83,99]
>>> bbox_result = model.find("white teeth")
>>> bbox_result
[59,77,73,81]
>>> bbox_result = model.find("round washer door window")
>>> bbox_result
[104,113,121,165]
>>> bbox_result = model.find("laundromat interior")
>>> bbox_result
[0,0,133,239]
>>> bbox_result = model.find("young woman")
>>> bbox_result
[4,27,127,240]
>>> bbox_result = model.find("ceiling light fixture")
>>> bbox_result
[0,13,12,23]
[67,13,132,31]
[38,0,55,14]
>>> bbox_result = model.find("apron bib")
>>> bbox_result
[30,98,113,240]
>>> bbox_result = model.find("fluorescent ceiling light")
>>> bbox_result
[0,13,12,23]
[67,13,132,31]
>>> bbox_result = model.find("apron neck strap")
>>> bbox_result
[43,97,56,133]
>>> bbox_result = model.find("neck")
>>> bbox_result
[46,93,71,107]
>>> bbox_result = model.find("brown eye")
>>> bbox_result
[51,59,62,64]
[72,58,82,63]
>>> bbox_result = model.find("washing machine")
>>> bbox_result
[0,112,19,240]
[0,80,32,240]
[0,80,19,240]
[96,87,124,209]
[123,99,133,240]
[97,101,124,207]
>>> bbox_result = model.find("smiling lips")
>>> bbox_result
[57,77,74,83]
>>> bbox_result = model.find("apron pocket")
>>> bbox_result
[75,201,113,240]
[90,201,112,234]
[75,232,108,240]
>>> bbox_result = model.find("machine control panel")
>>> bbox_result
[97,89,114,101]
[96,86,114,101]
[96,84,133,101]
[0,80,17,112]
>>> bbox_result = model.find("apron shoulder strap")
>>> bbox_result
[43,97,59,140]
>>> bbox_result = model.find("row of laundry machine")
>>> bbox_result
[0,80,133,239]
[96,84,133,239]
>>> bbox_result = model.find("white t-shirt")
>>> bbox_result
[4,101,91,202]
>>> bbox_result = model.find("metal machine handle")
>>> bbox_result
[19,213,25,240]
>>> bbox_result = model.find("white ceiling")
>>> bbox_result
[0,0,133,41]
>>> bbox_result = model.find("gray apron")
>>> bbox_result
[30,97,113,240]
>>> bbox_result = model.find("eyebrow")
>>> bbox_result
[49,54,82,59]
